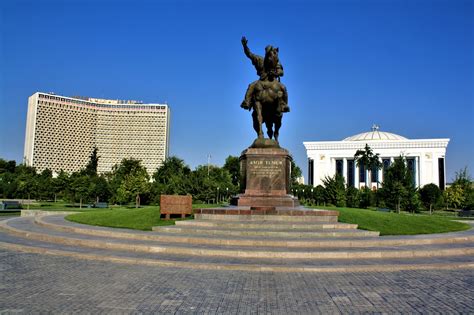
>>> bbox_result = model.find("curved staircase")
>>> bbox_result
[0,211,473,273]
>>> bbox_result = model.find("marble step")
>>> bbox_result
[1,216,473,260]
[1,228,473,273]
[175,220,358,230]
[195,213,338,222]
[35,215,474,248]
[152,225,380,238]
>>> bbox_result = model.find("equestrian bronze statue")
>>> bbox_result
[240,36,290,143]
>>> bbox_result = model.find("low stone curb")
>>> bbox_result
[2,217,474,260]
[21,210,76,217]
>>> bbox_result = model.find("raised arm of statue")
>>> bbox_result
[241,36,259,64]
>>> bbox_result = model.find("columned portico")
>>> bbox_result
[303,127,449,189]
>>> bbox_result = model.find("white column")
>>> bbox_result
[342,158,347,185]
[331,158,336,177]
[376,156,382,189]
[415,156,420,188]
[355,164,359,188]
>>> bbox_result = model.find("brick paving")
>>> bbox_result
[1,248,473,314]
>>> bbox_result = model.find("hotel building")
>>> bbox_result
[24,92,170,176]
[303,126,449,189]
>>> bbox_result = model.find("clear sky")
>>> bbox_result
[1,0,473,182]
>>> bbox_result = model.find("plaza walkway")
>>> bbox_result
[0,214,473,313]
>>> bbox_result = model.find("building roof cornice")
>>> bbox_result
[303,139,450,151]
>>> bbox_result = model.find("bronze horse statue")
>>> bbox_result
[241,37,290,143]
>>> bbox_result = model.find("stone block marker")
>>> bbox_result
[160,195,192,220]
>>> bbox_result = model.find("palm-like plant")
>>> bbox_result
[354,144,382,188]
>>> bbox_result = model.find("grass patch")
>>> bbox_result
[315,206,471,235]
[0,212,20,217]
[66,207,172,231]
[65,204,222,231]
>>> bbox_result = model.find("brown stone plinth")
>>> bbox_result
[236,195,299,208]
[235,144,300,208]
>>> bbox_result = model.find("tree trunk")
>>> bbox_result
[136,194,140,208]
[80,197,82,209]
[430,204,432,215]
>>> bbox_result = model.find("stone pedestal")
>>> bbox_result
[235,140,299,208]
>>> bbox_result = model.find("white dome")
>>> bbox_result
[343,129,408,141]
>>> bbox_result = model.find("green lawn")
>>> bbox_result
[315,206,471,235]
[0,212,20,217]
[62,203,472,235]
[65,203,221,231]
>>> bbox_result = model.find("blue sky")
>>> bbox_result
[1,0,473,182]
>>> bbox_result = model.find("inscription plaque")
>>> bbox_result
[235,146,298,207]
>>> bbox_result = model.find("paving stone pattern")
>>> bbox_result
[1,248,473,314]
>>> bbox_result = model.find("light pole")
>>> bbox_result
[217,187,220,204]
[226,187,229,202]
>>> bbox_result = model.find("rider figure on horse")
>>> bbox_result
[240,36,290,114]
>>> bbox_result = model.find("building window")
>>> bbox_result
[382,158,390,170]
[407,158,416,185]
[308,158,314,186]
[347,160,355,187]
[371,166,378,183]
[335,159,343,177]
[438,158,445,190]
[359,164,366,183]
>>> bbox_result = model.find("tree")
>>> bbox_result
[223,155,240,187]
[0,159,16,173]
[52,170,70,202]
[420,183,442,214]
[117,171,150,208]
[90,175,111,203]
[110,158,150,207]
[152,156,191,201]
[345,186,359,208]
[381,157,409,213]
[354,144,382,188]
[189,165,235,204]
[322,174,346,207]
[444,185,465,210]
[290,160,302,187]
[313,185,325,206]
[13,164,38,201]
[37,169,54,201]
[68,173,91,208]
[84,147,99,176]
[0,159,17,198]
[451,167,473,210]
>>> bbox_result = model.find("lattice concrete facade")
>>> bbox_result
[24,92,170,176]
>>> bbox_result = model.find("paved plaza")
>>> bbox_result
[1,247,473,314]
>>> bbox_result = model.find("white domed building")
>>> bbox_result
[303,125,449,189]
